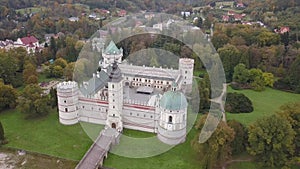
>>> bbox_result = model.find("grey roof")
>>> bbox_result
[80,69,110,96]
[119,64,180,81]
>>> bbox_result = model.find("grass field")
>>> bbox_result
[1,87,299,168]
[226,86,300,125]
[16,7,43,15]
[0,109,93,160]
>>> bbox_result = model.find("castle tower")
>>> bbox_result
[101,41,123,71]
[179,58,194,93]
[157,82,188,145]
[106,62,123,132]
[57,81,79,125]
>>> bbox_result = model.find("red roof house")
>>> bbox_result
[118,10,127,17]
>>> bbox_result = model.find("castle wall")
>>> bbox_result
[122,104,158,133]
[157,126,186,145]
[78,98,108,125]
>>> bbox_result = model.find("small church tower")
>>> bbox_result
[57,81,79,125]
[106,62,123,132]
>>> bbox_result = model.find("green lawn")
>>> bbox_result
[16,7,43,15]
[0,109,93,160]
[226,87,300,125]
[104,127,200,169]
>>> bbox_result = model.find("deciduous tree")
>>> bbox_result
[247,114,295,167]
[192,114,235,169]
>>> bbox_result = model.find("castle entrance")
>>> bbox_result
[111,123,116,129]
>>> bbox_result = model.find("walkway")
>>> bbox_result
[210,83,228,122]
[75,128,120,169]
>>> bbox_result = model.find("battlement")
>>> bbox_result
[57,81,78,92]
[179,58,194,66]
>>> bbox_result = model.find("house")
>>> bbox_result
[236,2,245,8]
[181,11,191,17]
[274,27,290,34]
[89,13,97,19]
[234,14,244,21]
[118,10,127,17]
[44,34,55,43]
[227,11,235,16]
[69,17,79,22]
[16,35,41,53]
[222,15,230,22]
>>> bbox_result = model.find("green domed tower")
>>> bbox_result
[157,82,188,145]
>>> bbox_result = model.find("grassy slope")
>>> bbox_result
[226,87,300,126]
[0,87,299,168]
[0,109,93,160]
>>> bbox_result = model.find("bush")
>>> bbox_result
[225,92,253,113]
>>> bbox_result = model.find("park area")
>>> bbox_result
[0,87,300,169]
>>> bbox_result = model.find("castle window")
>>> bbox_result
[144,114,146,117]
[185,71,187,74]
[130,112,132,115]
[168,116,173,123]
[82,106,85,109]
[185,76,187,79]
[183,114,185,121]
[113,114,115,117]
[137,113,139,116]
[113,99,115,102]
[112,84,114,89]
[150,116,153,118]
[65,108,68,112]
[64,100,66,103]
[133,78,135,81]
[113,106,115,109]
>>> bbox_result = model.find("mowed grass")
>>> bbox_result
[226,87,300,125]
[0,109,93,160]
[104,127,200,169]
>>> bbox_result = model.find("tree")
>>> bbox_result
[249,68,265,91]
[0,121,4,142]
[0,81,18,111]
[23,62,38,84]
[227,120,248,155]
[0,51,19,86]
[277,102,300,157]
[225,92,253,113]
[262,72,275,87]
[192,114,235,169]
[17,84,50,118]
[218,44,241,81]
[232,63,250,84]
[211,32,230,50]
[287,56,300,93]
[247,114,295,167]
[64,62,75,81]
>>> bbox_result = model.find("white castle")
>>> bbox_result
[57,41,194,145]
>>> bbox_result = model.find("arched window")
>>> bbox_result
[65,108,68,112]
[168,116,173,123]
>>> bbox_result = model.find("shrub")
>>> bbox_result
[225,92,253,113]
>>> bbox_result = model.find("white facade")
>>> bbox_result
[57,41,194,145]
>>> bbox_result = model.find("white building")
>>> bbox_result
[57,41,194,145]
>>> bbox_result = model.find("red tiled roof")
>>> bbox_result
[20,36,38,45]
